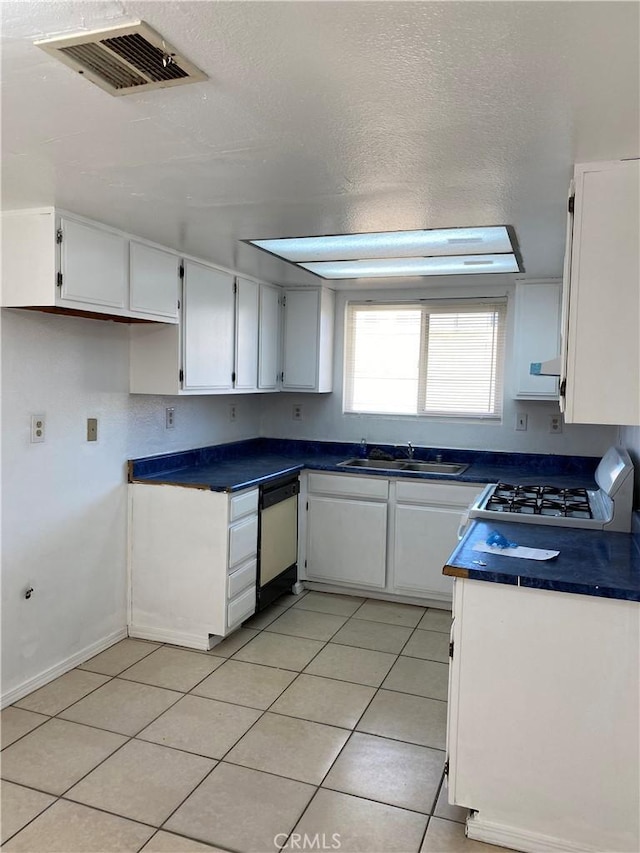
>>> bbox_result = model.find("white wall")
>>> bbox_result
[0,309,262,704]
[262,284,617,457]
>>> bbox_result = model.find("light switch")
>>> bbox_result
[87,418,98,442]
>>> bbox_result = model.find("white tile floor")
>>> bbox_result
[0,591,515,853]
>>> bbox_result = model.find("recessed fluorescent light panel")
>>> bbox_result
[247,226,520,279]
[299,255,519,279]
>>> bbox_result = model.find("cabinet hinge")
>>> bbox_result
[568,195,575,214]
[280,371,285,383]
[231,371,236,384]
[559,378,566,397]
[56,229,63,244]
[449,640,454,659]
[177,300,181,310]
[282,295,286,307]
[56,272,63,288]
[179,369,184,383]
[179,264,184,280]
[233,281,238,295]
[444,759,449,777]
[306,501,309,511]
[304,559,307,568]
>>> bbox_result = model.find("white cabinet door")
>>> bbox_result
[306,495,387,588]
[183,261,235,391]
[282,289,319,390]
[59,216,127,309]
[129,241,179,321]
[258,283,281,390]
[564,160,640,425]
[513,280,561,399]
[235,277,259,390]
[282,288,334,392]
[393,504,461,597]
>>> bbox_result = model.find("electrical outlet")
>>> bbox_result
[30,414,45,443]
[165,407,175,429]
[292,405,303,421]
[515,412,528,431]
[229,404,237,422]
[87,418,98,442]
[549,414,563,434]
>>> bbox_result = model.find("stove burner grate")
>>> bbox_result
[485,483,593,519]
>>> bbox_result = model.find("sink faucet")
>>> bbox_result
[407,441,414,460]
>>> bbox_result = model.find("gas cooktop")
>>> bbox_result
[468,447,634,532]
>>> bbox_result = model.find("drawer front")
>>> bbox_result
[307,472,389,500]
[229,514,258,568]
[227,585,256,628]
[228,559,257,599]
[230,489,259,522]
[395,480,486,508]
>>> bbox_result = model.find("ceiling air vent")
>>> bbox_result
[35,21,207,96]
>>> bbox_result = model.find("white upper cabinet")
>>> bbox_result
[234,276,259,391]
[282,287,335,392]
[60,216,127,309]
[130,242,180,321]
[183,261,235,392]
[513,279,562,400]
[258,283,282,390]
[130,266,283,396]
[1,208,178,323]
[561,160,640,425]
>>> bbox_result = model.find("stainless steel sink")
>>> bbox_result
[402,461,469,475]
[337,458,469,475]
[337,458,409,470]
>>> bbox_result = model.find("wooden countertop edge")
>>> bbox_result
[443,564,470,579]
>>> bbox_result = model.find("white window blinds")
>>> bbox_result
[344,300,506,418]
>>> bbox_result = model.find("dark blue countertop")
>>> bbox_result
[128,437,600,493]
[444,519,640,602]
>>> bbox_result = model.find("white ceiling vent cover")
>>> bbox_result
[35,21,207,96]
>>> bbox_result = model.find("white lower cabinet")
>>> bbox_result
[393,505,464,598]
[447,578,639,852]
[303,472,484,603]
[392,480,484,601]
[307,496,387,588]
[129,483,258,649]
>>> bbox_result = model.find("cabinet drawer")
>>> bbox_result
[227,585,256,628]
[229,514,258,568]
[307,472,388,500]
[230,489,259,522]
[228,559,257,599]
[395,480,485,508]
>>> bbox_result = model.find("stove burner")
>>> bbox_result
[484,483,593,519]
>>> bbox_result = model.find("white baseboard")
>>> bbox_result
[466,813,600,853]
[1,626,128,709]
[128,623,213,651]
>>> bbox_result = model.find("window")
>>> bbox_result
[344,300,506,418]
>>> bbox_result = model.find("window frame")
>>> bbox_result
[343,298,507,420]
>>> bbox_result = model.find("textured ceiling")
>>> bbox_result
[1,1,639,289]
